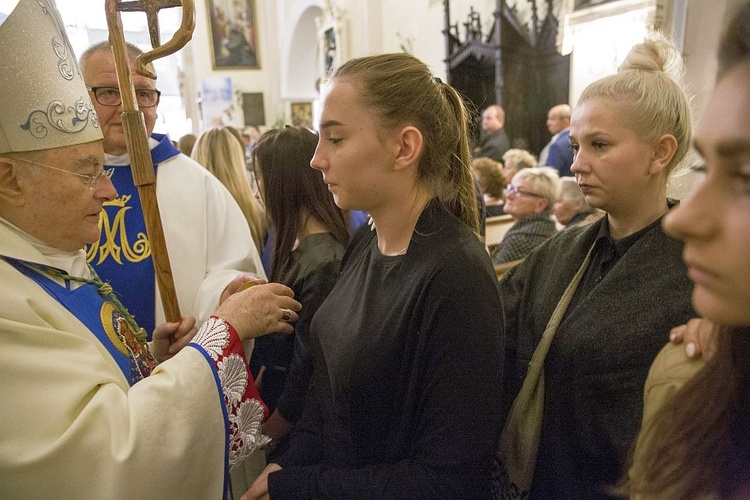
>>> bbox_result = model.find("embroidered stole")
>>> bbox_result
[87,134,180,336]
[8,258,154,385]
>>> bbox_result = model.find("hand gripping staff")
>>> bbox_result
[104,0,196,322]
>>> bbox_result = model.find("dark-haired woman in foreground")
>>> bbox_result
[250,126,349,449]
[629,5,750,497]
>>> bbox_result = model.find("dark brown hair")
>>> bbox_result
[631,326,750,497]
[629,4,750,497]
[471,157,506,199]
[252,126,349,281]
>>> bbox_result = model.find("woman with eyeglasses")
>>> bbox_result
[490,167,559,265]
[493,33,696,498]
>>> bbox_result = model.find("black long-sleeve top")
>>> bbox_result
[268,200,505,499]
[251,232,345,422]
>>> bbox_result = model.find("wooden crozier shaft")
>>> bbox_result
[120,111,181,322]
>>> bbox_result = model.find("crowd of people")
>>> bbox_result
[2,0,750,498]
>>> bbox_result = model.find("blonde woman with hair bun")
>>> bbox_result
[192,127,266,253]
[494,32,696,498]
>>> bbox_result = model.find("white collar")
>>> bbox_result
[0,216,91,279]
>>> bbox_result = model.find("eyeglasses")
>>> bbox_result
[87,86,161,108]
[506,183,544,199]
[11,156,115,190]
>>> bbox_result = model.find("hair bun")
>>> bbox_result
[618,31,684,81]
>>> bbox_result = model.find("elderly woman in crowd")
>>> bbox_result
[472,157,507,217]
[490,167,558,265]
[502,148,537,181]
[553,176,601,228]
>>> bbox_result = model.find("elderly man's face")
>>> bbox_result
[546,110,569,135]
[82,50,158,156]
[482,108,503,133]
[12,141,116,251]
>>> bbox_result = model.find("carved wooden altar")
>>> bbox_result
[443,0,570,156]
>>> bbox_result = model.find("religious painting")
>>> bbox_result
[207,0,260,69]
[242,92,266,126]
[291,102,313,129]
[323,28,336,74]
[316,1,347,79]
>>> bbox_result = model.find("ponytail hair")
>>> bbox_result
[330,53,479,234]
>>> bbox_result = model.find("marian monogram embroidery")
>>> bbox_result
[87,195,151,265]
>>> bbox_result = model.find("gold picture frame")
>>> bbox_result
[207,0,260,69]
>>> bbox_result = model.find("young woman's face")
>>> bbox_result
[310,79,397,212]
[569,98,657,217]
[664,63,750,326]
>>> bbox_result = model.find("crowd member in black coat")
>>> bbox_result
[245,53,504,500]
[474,104,511,162]
[494,33,696,499]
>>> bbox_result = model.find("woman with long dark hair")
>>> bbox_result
[628,5,750,497]
[250,126,349,446]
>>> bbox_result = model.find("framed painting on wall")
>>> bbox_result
[291,102,313,128]
[242,92,266,126]
[316,0,347,78]
[207,0,260,69]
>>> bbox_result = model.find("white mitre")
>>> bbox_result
[0,0,101,153]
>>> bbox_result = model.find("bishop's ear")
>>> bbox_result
[0,157,27,206]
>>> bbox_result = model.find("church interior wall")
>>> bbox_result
[55,0,740,167]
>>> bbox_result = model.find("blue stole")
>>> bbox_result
[7,258,149,385]
[87,134,180,337]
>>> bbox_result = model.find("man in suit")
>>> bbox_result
[539,104,574,177]
[473,104,510,162]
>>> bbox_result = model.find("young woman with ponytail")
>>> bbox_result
[244,53,504,499]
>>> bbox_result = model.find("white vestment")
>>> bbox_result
[99,137,265,328]
[0,219,266,498]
